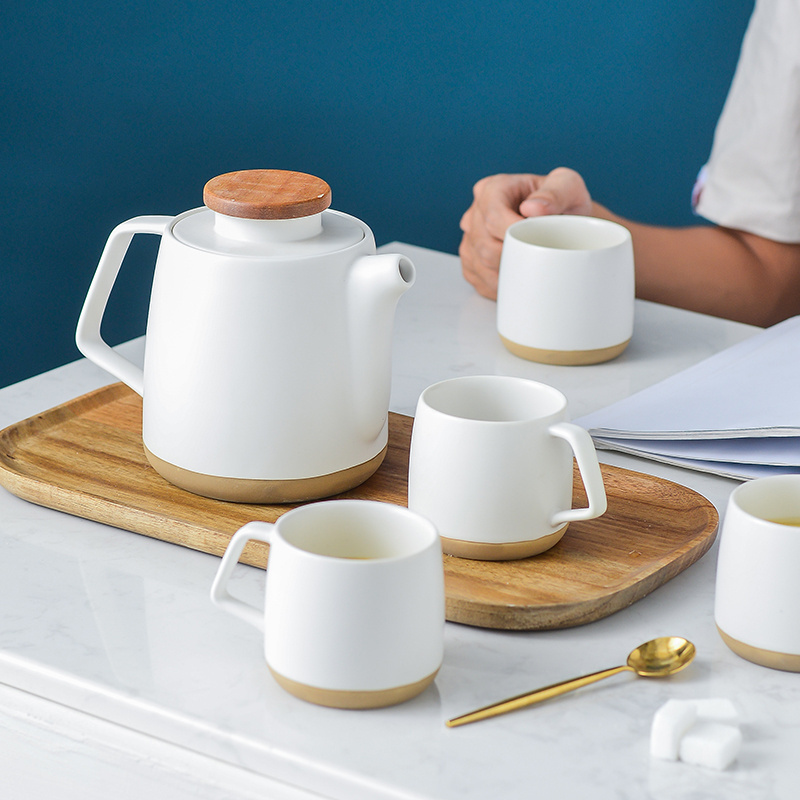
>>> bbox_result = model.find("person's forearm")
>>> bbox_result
[592,203,800,327]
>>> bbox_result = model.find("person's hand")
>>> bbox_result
[459,168,593,299]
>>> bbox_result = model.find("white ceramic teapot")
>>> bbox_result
[76,170,415,503]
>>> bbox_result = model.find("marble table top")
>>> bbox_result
[1,243,797,799]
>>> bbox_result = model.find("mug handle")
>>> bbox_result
[548,422,607,525]
[75,215,171,396]
[210,521,274,632]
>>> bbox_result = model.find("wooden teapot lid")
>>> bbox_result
[203,170,332,220]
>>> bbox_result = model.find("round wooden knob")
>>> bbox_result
[203,170,332,220]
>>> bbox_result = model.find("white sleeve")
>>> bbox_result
[694,0,800,242]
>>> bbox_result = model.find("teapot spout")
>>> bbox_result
[348,252,415,441]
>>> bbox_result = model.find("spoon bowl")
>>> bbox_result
[628,636,696,677]
[447,636,696,728]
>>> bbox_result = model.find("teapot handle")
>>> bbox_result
[75,216,171,396]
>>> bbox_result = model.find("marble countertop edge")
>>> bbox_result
[0,649,425,800]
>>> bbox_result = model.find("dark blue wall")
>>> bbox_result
[2,0,754,388]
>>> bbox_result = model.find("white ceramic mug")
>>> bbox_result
[210,500,445,708]
[407,376,607,560]
[497,215,634,365]
[715,475,800,672]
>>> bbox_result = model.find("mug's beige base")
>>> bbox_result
[441,524,568,561]
[143,445,387,504]
[717,625,800,673]
[269,667,439,709]
[500,334,631,366]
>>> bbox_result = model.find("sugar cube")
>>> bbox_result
[678,721,742,770]
[650,699,698,760]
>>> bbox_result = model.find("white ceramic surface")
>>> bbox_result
[211,502,444,700]
[75,203,415,484]
[5,244,800,800]
[715,476,800,659]
[497,215,634,355]
[407,376,606,556]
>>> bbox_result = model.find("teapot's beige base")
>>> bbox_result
[269,666,439,709]
[143,445,387,504]
[717,625,800,673]
[441,524,568,561]
[500,334,630,366]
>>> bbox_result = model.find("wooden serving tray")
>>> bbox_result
[0,383,719,630]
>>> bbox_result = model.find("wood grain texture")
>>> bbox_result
[0,384,719,630]
[203,170,331,219]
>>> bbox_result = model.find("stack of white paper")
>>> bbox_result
[574,316,800,480]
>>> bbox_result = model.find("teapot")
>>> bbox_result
[76,170,415,503]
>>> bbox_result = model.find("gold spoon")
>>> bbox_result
[446,636,696,728]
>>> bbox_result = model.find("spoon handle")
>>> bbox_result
[446,664,632,728]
